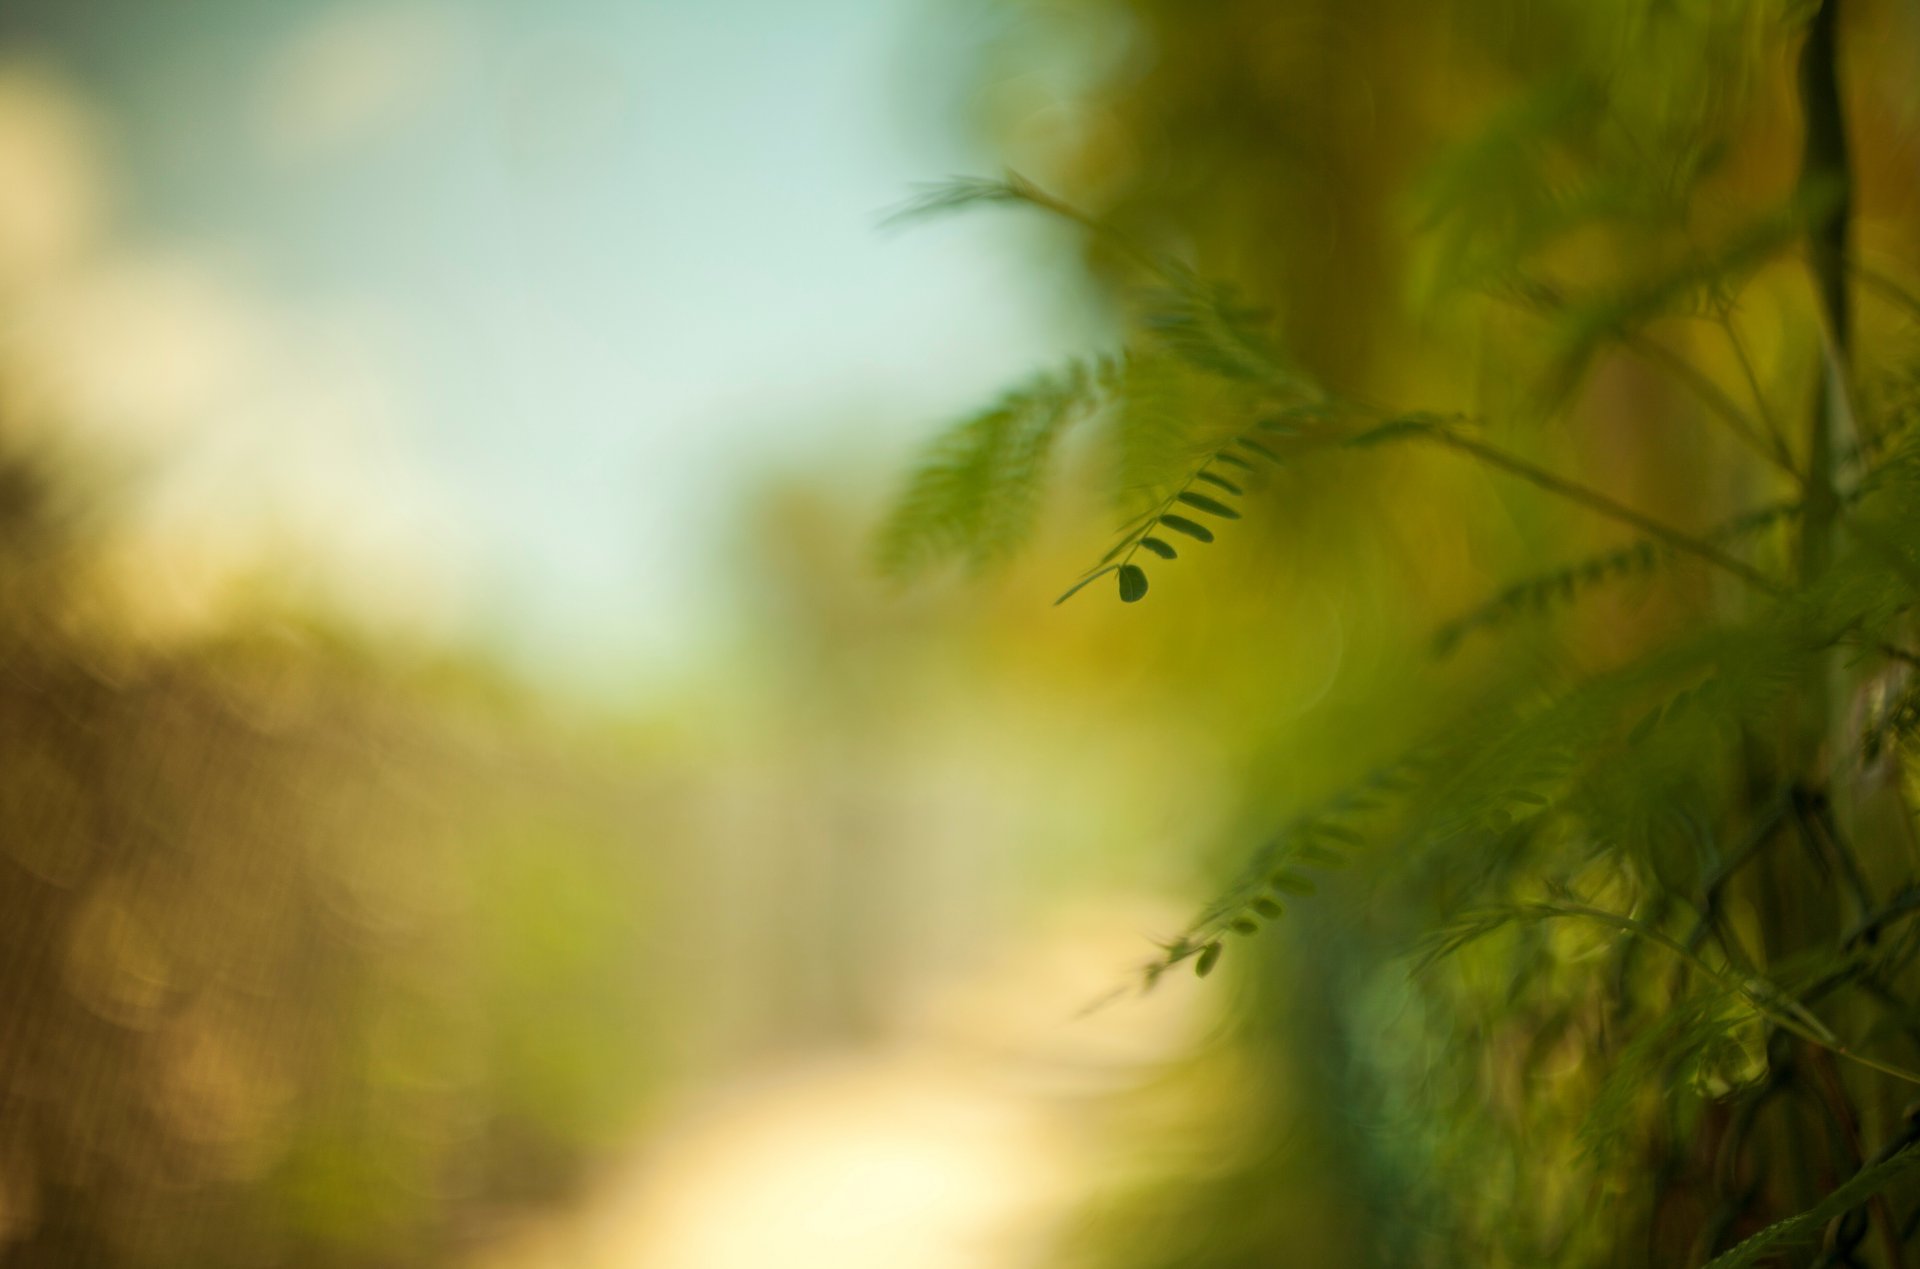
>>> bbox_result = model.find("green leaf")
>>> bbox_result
[1138,537,1177,560]
[1251,896,1284,918]
[1214,452,1256,471]
[1195,942,1222,977]
[1176,491,1242,519]
[1235,437,1282,463]
[1230,917,1259,935]
[1270,872,1316,896]
[1117,564,1150,602]
[1297,844,1350,867]
[1159,514,1216,543]
[1195,472,1243,495]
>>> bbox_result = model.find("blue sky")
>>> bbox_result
[13,0,1103,686]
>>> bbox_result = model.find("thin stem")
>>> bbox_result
[1420,424,1786,595]
[1520,901,1920,1087]
[1713,305,1801,479]
[994,175,1175,284]
[1793,784,1873,923]
[1622,329,1801,482]
[1513,274,1797,479]
[1798,0,1851,588]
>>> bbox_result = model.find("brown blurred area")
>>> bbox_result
[0,432,662,1267]
[0,436,1216,1269]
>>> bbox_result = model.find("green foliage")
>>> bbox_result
[880,173,1336,600]
[1702,1146,1920,1269]
[881,0,1920,1261]
[876,356,1112,579]
[0,441,668,1267]
[1432,498,1807,654]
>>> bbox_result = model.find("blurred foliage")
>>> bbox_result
[0,436,673,1268]
[0,386,1232,1266]
[886,0,1920,1263]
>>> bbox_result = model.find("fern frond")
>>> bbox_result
[881,171,1073,231]
[1181,553,1917,983]
[1135,269,1311,391]
[1057,405,1339,604]
[877,357,1113,579]
[883,170,1173,284]
[1142,753,1428,986]
[891,174,1316,397]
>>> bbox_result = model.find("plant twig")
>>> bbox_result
[1418,422,1787,595]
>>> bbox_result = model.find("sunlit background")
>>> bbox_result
[0,0,1124,684]
[0,2,1240,1267]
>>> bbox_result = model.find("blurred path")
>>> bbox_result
[469,898,1203,1269]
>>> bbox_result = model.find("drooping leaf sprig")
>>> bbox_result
[1142,750,1430,986]
[1052,411,1310,606]
[882,173,1333,599]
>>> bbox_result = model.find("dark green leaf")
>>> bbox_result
[1117,564,1150,602]
[1139,537,1177,559]
[1230,917,1259,935]
[1251,897,1284,918]
[1195,942,1222,977]
[1270,872,1316,896]
[1214,452,1256,471]
[1159,514,1215,543]
[1195,471,1243,495]
[1177,491,1242,519]
[1235,437,1282,463]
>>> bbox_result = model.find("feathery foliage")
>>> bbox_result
[876,356,1112,579]
[882,0,1920,1263]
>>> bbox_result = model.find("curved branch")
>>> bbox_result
[1417,424,1787,595]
